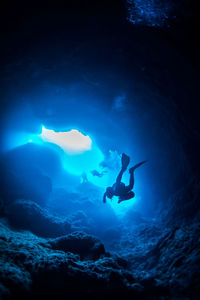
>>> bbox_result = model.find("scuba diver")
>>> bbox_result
[103,153,147,204]
[91,169,107,177]
[81,172,88,184]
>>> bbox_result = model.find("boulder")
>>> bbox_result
[49,231,105,260]
[5,199,71,237]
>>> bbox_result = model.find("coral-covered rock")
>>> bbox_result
[0,221,142,300]
[116,219,200,299]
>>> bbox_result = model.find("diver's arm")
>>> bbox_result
[103,192,107,203]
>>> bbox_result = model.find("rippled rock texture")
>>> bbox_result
[126,0,197,27]
[0,221,144,300]
[1,214,200,300]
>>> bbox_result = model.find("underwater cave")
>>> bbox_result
[0,0,200,299]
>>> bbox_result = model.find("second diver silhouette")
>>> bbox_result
[103,153,147,204]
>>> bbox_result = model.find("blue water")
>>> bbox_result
[2,122,142,216]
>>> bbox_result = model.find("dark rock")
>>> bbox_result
[4,199,71,238]
[0,283,10,299]
[120,220,200,299]
[126,0,198,28]
[163,178,200,224]
[0,197,5,216]
[0,143,60,206]
[0,221,142,300]
[0,164,52,207]
[49,231,105,260]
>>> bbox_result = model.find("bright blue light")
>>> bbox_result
[3,131,38,151]
[38,127,138,215]
[3,124,140,216]
[108,195,138,216]
[38,126,104,178]
[39,126,92,155]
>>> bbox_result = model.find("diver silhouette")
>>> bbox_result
[91,169,107,177]
[81,172,88,183]
[103,153,147,204]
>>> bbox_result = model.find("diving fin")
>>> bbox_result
[129,160,147,173]
[121,153,130,170]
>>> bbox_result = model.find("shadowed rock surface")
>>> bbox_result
[0,221,145,300]
[4,200,71,238]
[49,231,106,260]
[1,214,200,299]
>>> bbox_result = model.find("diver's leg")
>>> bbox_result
[116,154,130,185]
[121,153,130,170]
[116,169,124,185]
[118,191,135,203]
[126,160,147,191]
[125,169,134,192]
[129,161,147,173]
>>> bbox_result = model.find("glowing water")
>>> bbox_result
[38,126,104,179]
[4,125,137,215]
[40,127,92,155]
[108,195,139,216]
